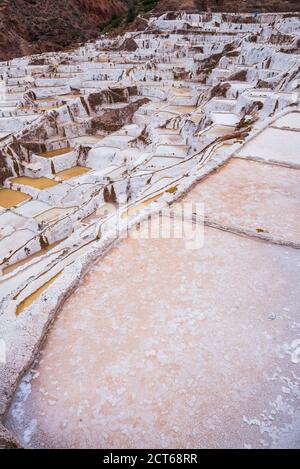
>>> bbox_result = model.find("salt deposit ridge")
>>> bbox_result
[0,10,299,448]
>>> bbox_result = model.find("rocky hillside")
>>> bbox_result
[154,0,300,13]
[0,0,125,61]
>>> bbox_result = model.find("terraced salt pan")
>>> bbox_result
[38,147,74,158]
[151,156,185,167]
[36,106,58,112]
[154,145,189,157]
[0,189,31,209]
[34,207,76,224]
[171,87,192,95]
[16,272,62,316]
[72,136,104,146]
[184,158,300,244]
[211,112,239,126]
[237,127,300,165]
[200,124,235,138]
[10,177,59,190]
[2,240,63,276]
[272,112,300,130]
[0,229,37,265]
[5,225,300,448]
[59,93,83,101]
[164,105,197,114]
[55,166,91,181]
[14,200,52,218]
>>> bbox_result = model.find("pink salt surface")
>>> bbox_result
[184,158,300,243]
[5,225,300,449]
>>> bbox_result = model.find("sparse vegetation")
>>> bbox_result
[100,0,160,33]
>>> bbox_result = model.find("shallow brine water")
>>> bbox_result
[10,177,59,190]
[38,147,74,158]
[0,188,30,208]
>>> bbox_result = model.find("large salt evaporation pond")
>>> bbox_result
[5,218,300,448]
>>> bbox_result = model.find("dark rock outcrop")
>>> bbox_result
[90,98,150,132]
[120,37,139,52]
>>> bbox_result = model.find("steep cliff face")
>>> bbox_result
[0,0,125,61]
